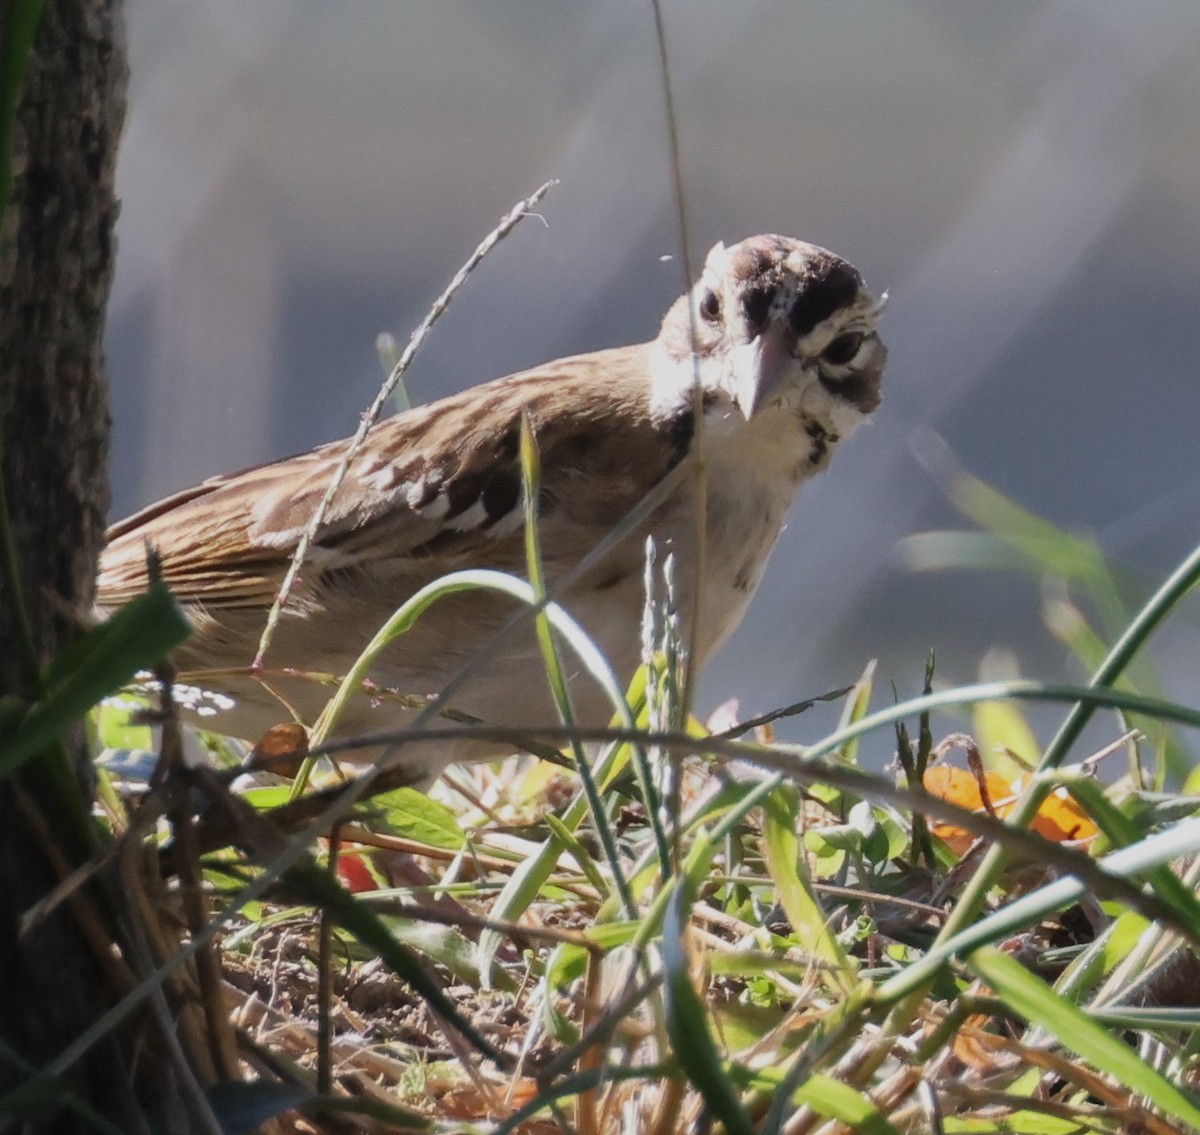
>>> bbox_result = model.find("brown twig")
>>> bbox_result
[316,823,341,1094]
[709,686,854,741]
[150,546,242,1085]
[253,179,559,670]
[650,0,702,864]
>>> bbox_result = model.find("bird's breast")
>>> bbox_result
[658,400,849,662]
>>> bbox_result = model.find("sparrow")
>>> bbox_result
[98,235,887,783]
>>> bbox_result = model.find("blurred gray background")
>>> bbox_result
[106,1,1200,759]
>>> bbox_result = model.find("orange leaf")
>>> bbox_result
[1010,776,1100,844]
[923,767,1098,856]
[923,766,1009,855]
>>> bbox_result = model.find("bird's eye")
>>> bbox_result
[699,289,721,321]
[821,330,865,368]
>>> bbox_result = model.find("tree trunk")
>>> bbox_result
[0,0,139,1127]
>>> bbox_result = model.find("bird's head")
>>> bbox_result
[650,235,887,432]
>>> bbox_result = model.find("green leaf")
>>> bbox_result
[544,941,588,989]
[967,946,1200,1130]
[381,915,515,990]
[1054,909,1148,1004]
[804,823,861,855]
[0,585,190,779]
[374,787,465,849]
[91,694,154,750]
[238,785,295,810]
[792,1073,899,1135]
[871,806,910,862]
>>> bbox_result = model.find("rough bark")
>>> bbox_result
[0,0,119,678]
[0,0,137,1127]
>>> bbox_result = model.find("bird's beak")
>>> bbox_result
[729,320,795,420]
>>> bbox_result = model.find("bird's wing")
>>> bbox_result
[98,343,679,609]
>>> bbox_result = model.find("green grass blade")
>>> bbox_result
[519,417,636,919]
[919,437,1131,635]
[879,815,1200,1002]
[476,729,644,976]
[834,660,875,766]
[1040,538,1200,773]
[312,569,636,750]
[1062,776,1200,914]
[796,680,1200,766]
[967,946,1200,1130]
[630,775,786,952]
[791,1073,900,1135]
[544,812,610,895]
[475,833,566,984]
[923,540,1200,1011]
[761,783,852,982]
[280,857,506,1063]
[0,585,190,778]
[663,882,756,1135]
